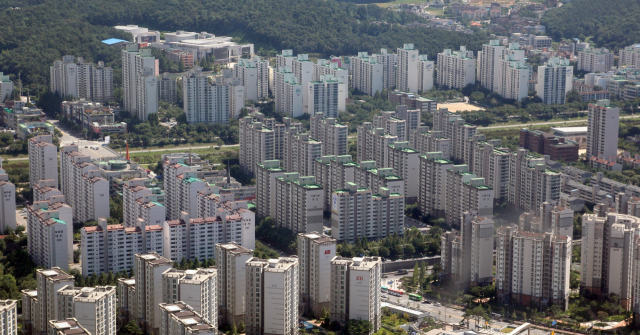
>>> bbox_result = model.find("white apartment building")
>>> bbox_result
[508,149,561,212]
[215,243,253,324]
[158,72,177,103]
[182,66,239,125]
[586,99,620,160]
[292,54,314,113]
[432,108,477,162]
[396,44,419,93]
[445,165,494,226]
[477,40,503,91]
[356,123,398,167]
[56,286,117,335]
[350,52,383,96]
[373,111,408,142]
[536,57,573,105]
[619,44,640,68]
[313,60,348,112]
[354,162,404,198]
[275,173,324,234]
[578,48,614,72]
[81,218,163,277]
[418,55,434,92]
[276,50,296,70]
[50,55,114,102]
[395,105,421,135]
[239,116,275,176]
[116,278,136,323]
[469,216,494,286]
[375,49,397,90]
[418,152,453,218]
[310,113,348,157]
[27,199,73,271]
[134,253,174,333]
[255,160,285,218]
[308,75,340,117]
[235,56,269,101]
[331,183,404,242]
[471,139,510,200]
[21,290,38,334]
[283,132,322,176]
[135,67,159,120]
[495,225,518,303]
[28,134,58,189]
[161,268,217,326]
[159,302,217,335]
[123,178,166,227]
[297,233,337,315]
[410,127,451,159]
[0,300,16,335]
[163,156,205,220]
[314,155,357,212]
[330,256,381,333]
[122,45,157,115]
[494,44,529,102]
[33,179,64,202]
[48,318,91,335]
[246,257,299,335]
[386,141,420,202]
[436,47,476,89]
[163,210,255,262]
[0,73,14,102]
[30,268,75,334]
[0,167,16,232]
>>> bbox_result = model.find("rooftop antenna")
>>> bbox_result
[227,159,231,184]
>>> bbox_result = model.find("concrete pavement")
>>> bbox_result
[479,114,640,130]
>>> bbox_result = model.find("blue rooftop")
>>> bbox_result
[102,38,129,45]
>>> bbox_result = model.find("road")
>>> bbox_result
[479,114,640,130]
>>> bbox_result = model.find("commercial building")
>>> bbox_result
[158,302,217,335]
[387,90,437,112]
[122,45,158,118]
[56,285,117,335]
[182,66,241,124]
[308,75,340,117]
[578,48,614,72]
[310,113,348,157]
[386,141,420,202]
[283,132,322,176]
[133,253,174,333]
[28,134,58,189]
[418,152,453,218]
[0,300,16,335]
[161,268,217,327]
[551,126,588,149]
[477,40,503,91]
[27,199,73,271]
[298,233,337,315]
[60,145,109,222]
[349,52,383,96]
[0,166,16,232]
[396,44,419,93]
[50,55,114,103]
[61,100,125,134]
[356,123,398,167]
[245,257,299,335]
[331,183,404,242]
[235,56,269,101]
[586,100,620,161]
[436,47,476,89]
[215,243,253,325]
[275,173,324,234]
[81,218,163,277]
[536,58,573,105]
[519,129,580,162]
[330,257,382,332]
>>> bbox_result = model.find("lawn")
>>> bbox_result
[501,328,515,333]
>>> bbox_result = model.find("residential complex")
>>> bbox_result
[586,99,620,161]
[356,122,398,167]
[578,47,614,73]
[27,198,73,271]
[183,66,242,124]
[297,232,337,315]
[21,268,75,334]
[28,134,58,189]
[536,57,573,105]
[50,55,114,103]
[161,268,217,327]
[55,285,117,335]
[436,47,476,89]
[133,253,174,333]
[310,113,348,157]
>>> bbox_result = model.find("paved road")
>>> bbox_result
[479,114,640,130]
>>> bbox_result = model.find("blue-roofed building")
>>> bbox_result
[102,38,130,47]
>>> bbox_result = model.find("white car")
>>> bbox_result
[434,302,442,307]
[381,295,388,299]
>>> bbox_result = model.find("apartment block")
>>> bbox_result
[0,167,16,232]
[469,216,494,286]
[48,318,91,335]
[436,47,476,89]
[245,257,299,335]
[116,278,136,325]
[275,173,324,234]
[161,268,217,326]
[432,108,477,162]
[239,119,275,176]
[0,300,16,334]
[122,45,157,116]
[418,152,453,218]
[354,162,404,196]
[277,71,304,118]
[471,140,510,200]
[0,73,13,102]
[586,99,620,161]
[410,127,451,159]
[330,257,381,333]
[373,111,407,142]
[27,199,73,271]
[536,58,573,105]
[21,291,37,334]
[619,44,640,68]
[134,253,173,333]
[81,218,163,277]
[418,55,434,92]
[165,166,205,220]
[445,165,494,226]
[357,123,398,167]
[308,75,340,117]
[374,49,397,90]
[283,132,322,176]
[60,145,109,222]
[292,54,314,113]
[314,155,357,212]
[387,90,437,112]
[183,66,240,124]
[159,302,217,335]
[578,48,614,72]
[28,134,58,189]
[56,285,117,335]
[135,67,159,121]
[386,141,420,202]
[33,268,75,334]
[235,56,269,101]
[508,149,561,212]
[123,179,166,227]
[331,183,404,242]
[477,40,503,91]
[396,44,419,93]
[493,43,529,102]
[310,113,348,157]
[50,55,113,103]
[313,60,348,113]
[297,233,337,315]
[255,160,285,218]
[496,225,517,303]
[349,52,383,96]
[215,243,253,325]
[276,50,296,70]
[158,72,177,103]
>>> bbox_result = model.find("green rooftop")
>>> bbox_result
[152,201,164,207]
[292,180,322,189]
[52,218,67,224]
[183,177,202,184]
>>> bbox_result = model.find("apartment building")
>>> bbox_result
[246,257,299,335]
[314,155,357,212]
[276,50,296,71]
[30,268,75,334]
[536,58,573,105]
[374,49,397,90]
[586,99,620,161]
[56,286,117,335]
[50,55,114,103]
[183,66,240,124]
[292,54,314,113]
[418,152,454,218]
[239,118,275,176]
[356,123,398,167]
[386,141,420,202]
[432,108,477,162]
[418,55,434,92]
[123,179,166,227]
[471,140,510,200]
[354,162,404,196]
[235,56,269,101]
[28,134,58,189]
[0,167,16,232]
[48,318,92,335]
[60,145,109,222]
[161,268,217,326]
[349,52,383,96]
[313,60,348,113]
[496,225,518,303]
[0,73,13,102]
[134,253,174,333]
[477,40,503,91]
[0,300,16,335]
[310,113,348,157]
[21,290,38,334]
[619,44,640,68]
[578,48,614,72]
[519,201,574,238]
[373,111,407,142]
[166,168,205,220]
[158,72,177,103]
[436,47,476,89]
[445,165,494,226]
[116,278,136,325]
[493,43,529,102]
[81,218,163,277]
[396,44,419,93]
[331,183,404,242]
[307,75,340,117]
[298,233,337,315]
[283,132,322,176]
[27,199,73,271]
[122,45,157,116]
[330,257,382,333]
[469,216,494,286]
[159,302,217,335]
[508,149,561,212]
[276,69,304,118]
[215,243,253,324]
[255,160,285,218]
[135,67,159,121]
[275,173,324,234]
[410,127,451,159]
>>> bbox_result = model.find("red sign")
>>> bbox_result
[324,250,331,255]
[356,276,363,281]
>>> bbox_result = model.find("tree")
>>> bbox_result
[470,91,485,102]
[237,320,246,334]
[124,321,143,335]
[566,89,582,103]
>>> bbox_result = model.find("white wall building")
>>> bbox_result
[586,99,620,160]
[494,44,529,102]
[28,135,58,189]
[292,54,314,113]
[159,302,217,335]
[349,52,383,96]
[235,56,269,101]
[313,60,348,112]
[133,253,174,333]
[374,49,397,90]
[50,56,114,103]
[418,152,453,218]
[536,57,573,105]
[356,123,398,167]
[578,48,614,73]
[436,47,475,89]
[386,141,420,202]
[275,173,324,234]
[122,45,157,116]
[27,200,73,271]
[477,40,503,91]
[418,55,434,92]
[0,166,16,232]
[161,268,217,327]
[255,160,286,218]
[56,285,117,335]
[215,243,253,325]
[310,114,348,157]
[0,300,16,335]
[0,73,14,102]
[396,44,419,93]
[135,68,159,121]
[183,66,238,125]
[308,75,340,117]
[619,44,640,68]
[283,132,322,176]
[297,233,337,315]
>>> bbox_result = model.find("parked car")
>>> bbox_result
[434,302,442,307]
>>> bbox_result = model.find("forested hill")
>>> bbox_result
[0,0,487,90]
[540,0,640,50]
